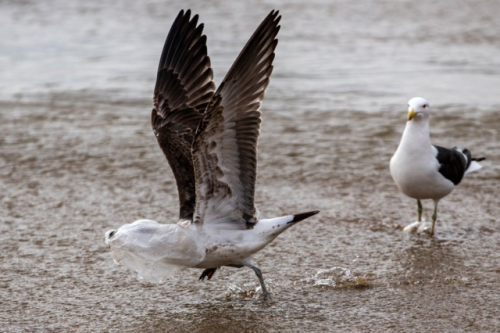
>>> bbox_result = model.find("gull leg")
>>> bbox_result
[430,201,438,237]
[417,200,423,222]
[245,264,271,299]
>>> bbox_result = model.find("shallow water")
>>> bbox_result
[1,0,500,332]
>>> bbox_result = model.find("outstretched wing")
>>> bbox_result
[192,10,281,229]
[152,10,216,221]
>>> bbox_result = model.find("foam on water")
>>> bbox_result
[402,221,432,234]
[225,283,262,299]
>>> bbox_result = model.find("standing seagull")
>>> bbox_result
[105,10,319,298]
[390,97,484,236]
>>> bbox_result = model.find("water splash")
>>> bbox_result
[225,280,274,299]
[299,267,369,289]
[402,221,432,234]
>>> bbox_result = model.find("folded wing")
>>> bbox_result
[434,145,467,185]
[192,10,281,229]
[152,10,216,220]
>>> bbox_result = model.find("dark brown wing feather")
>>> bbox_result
[152,10,216,220]
[192,10,281,229]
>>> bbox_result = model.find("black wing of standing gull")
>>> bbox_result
[152,9,216,221]
[192,10,281,229]
[434,145,469,185]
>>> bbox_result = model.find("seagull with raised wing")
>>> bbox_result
[105,9,319,298]
[390,97,485,236]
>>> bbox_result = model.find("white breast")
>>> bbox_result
[390,121,454,201]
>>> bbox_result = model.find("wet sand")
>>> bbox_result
[1,0,500,332]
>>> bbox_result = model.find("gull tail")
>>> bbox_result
[288,210,321,224]
[255,210,320,241]
[462,149,485,175]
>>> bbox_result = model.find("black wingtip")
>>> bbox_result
[289,210,320,224]
[176,9,186,20]
[464,148,486,162]
[270,9,281,24]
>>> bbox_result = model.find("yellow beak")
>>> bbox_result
[408,108,416,121]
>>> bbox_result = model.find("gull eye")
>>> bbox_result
[109,230,116,237]
[423,104,428,108]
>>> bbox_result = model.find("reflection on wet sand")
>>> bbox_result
[394,239,470,286]
[132,302,274,332]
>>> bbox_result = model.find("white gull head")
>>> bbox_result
[407,97,430,122]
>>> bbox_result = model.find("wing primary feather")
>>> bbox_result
[157,10,187,72]
[170,18,202,71]
[192,10,281,229]
[152,10,216,221]
[163,11,193,70]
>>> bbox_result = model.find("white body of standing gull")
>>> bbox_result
[104,10,319,298]
[390,97,484,236]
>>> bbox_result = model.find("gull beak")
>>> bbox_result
[407,108,416,121]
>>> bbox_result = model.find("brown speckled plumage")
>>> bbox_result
[153,9,280,228]
[151,9,282,283]
[152,10,216,220]
[193,10,281,229]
